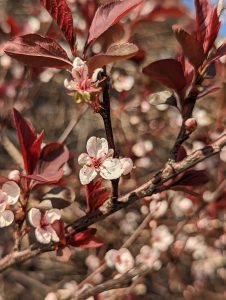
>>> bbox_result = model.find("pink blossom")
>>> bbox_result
[28,208,61,244]
[0,181,20,228]
[78,137,133,185]
[64,57,102,103]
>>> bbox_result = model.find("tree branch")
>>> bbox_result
[0,133,225,273]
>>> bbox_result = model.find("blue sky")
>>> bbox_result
[182,0,226,36]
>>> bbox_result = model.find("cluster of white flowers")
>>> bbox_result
[0,181,20,228]
[78,136,133,185]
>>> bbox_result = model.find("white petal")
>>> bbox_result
[45,209,61,224]
[120,158,133,175]
[73,57,85,68]
[28,208,41,228]
[35,227,52,244]
[2,181,20,205]
[47,226,60,242]
[105,249,118,267]
[0,191,7,213]
[86,137,109,159]
[0,210,14,227]
[92,68,103,82]
[8,170,20,181]
[64,79,74,91]
[78,153,92,166]
[79,166,97,185]
[100,158,123,180]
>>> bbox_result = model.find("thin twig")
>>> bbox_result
[75,265,149,300]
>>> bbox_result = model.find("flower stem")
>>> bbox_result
[99,74,119,201]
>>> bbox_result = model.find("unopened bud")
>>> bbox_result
[185,118,197,134]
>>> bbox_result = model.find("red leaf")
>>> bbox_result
[4,34,72,69]
[195,0,220,53]
[87,43,138,74]
[203,7,220,54]
[85,178,110,212]
[70,228,103,248]
[195,0,212,43]
[13,109,43,175]
[143,59,187,98]
[52,220,66,245]
[28,142,69,185]
[40,0,76,56]
[173,25,205,69]
[87,0,144,45]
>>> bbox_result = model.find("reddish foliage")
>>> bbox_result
[40,0,76,56]
[87,0,144,45]
[87,43,138,74]
[85,178,110,212]
[13,109,44,175]
[69,228,103,248]
[4,34,72,69]
[143,59,187,99]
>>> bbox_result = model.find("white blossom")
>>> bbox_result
[136,245,161,270]
[152,225,174,252]
[78,137,133,185]
[105,248,134,274]
[0,181,20,228]
[28,208,61,244]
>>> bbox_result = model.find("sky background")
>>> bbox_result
[182,0,226,36]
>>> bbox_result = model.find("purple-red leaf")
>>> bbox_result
[87,43,138,74]
[70,228,103,249]
[85,178,110,212]
[195,0,220,54]
[4,34,72,69]
[13,109,43,175]
[173,25,205,69]
[143,59,187,98]
[28,142,69,185]
[40,0,76,56]
[87,0,144,45]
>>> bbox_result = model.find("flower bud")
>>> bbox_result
[185,118,197,134]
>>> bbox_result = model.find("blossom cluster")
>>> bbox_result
[64,57,102,103]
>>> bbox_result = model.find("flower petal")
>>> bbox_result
[2,181,20,205]
[47,226,60,242]
[45,209,61,224]
[120,158,133,175]
[28,208,41,228]
[35,227,52,244]
[78,153,92,166]
[86,137,109,159]
[0,191,7,213]
[79,166,97,185]
[100,158,123,180]
[0,210,14,227]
